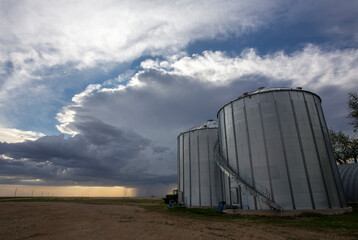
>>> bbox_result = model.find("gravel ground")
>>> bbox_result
[0,202,353,240]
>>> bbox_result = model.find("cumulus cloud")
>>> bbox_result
[0,0,276,90]
[0,127,45,143]
[2,0,355,77]
[142,45,358,91]
[0,0,281,133]
[1,0,275,65]
[57,45,358,141]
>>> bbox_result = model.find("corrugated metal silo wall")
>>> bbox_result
[338,163,358,202]
[217,89,346,210]
[178,128,222,206]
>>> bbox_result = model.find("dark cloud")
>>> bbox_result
[187,0,358,56]
[152,146,170,154]
[4,60,14,75]
[68,70,288,140]
[0,61,14,87]
[316,85,352,132]
[56,70,292,185]
[0,120,175,189]
[1,69,283,191]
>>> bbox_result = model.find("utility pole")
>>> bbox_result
[13,188,17,198]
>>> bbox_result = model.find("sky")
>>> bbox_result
[0,0,358,197]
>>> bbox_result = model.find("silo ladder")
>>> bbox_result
[214,141,282,211]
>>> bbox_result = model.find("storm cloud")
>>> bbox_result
[0,121,175,187]
[0,67,285,189]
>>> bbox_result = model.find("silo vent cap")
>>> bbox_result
[185,120,219,132]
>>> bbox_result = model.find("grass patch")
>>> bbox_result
[144,203,358,238]
[247,205,358,231]
[143,204,241,220]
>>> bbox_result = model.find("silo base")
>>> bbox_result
[223,207,352,216]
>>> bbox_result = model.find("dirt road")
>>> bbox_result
[0,202,352,239]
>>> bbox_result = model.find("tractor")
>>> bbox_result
[163,189,178,204]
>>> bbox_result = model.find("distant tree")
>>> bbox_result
[352,138,358,163]
[329,129,357,164]
[329,92,358,164]
[348,92,358,132]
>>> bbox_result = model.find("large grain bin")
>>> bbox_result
[217,87,346,210]
[177,120,222,206]
[339,163,358,203]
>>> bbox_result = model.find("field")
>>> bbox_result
[0,197,357,240]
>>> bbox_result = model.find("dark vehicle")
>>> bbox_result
[163,189,178,204]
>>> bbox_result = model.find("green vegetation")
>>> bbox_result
[329,129,358,164]
[348,92,358,132]
[143,204,226,220]
[329,91,358,164]
[144,203,358,238]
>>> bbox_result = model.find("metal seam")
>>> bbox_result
[346,165,355,202]
[188,132,192,206]
[231,102,240,173]
[217,115,225,202]
[207,133,213,206]
[289,91,315,209]
[231,102,240,207]
[182,135,185,204]
[314,98,344,208]
[341,165,351,200]
[273,91,296,209]
[303,93,331,208]
[223,107,231,204]
[258,95,275,204]
[351,166,358,202]
[197,133,201,206]
[177,135,180,199]
[243,97,257,209]
[340,165,349,182]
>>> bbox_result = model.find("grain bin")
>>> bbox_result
[338,163,358,203]
[177,120,222,206]
[217,87,346,210]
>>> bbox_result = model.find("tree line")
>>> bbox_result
[329,92,358,164]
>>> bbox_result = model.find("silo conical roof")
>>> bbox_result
[178,120,218,136]
[187,120,218,131]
